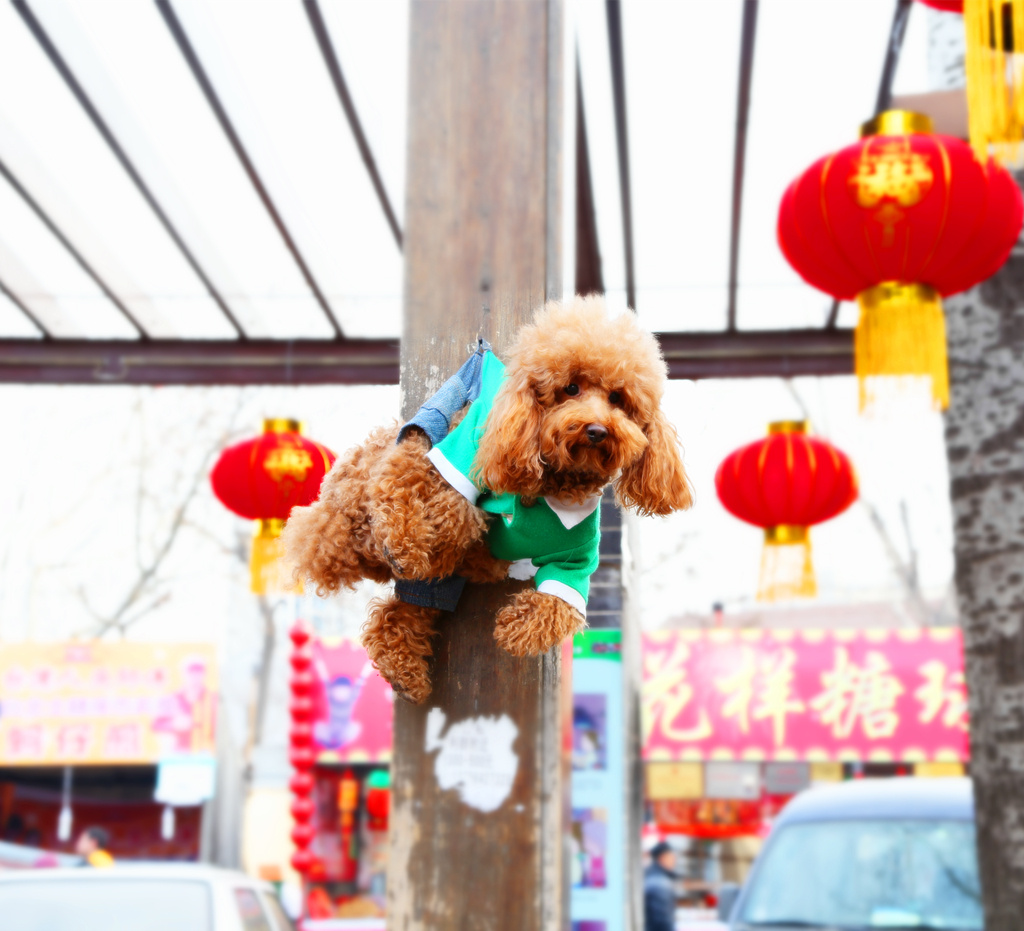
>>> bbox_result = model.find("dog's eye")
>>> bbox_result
[609,391,623,405]
[564,384,579,396]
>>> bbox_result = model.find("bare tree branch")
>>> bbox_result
[83,392,249,639]
[860,498,932,626]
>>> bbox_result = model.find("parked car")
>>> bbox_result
[717,777,981,931]
[0,862,293,931]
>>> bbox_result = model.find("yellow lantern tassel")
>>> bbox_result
[757,526,817,602]
[964,0,1024,165]
[250,519,302,595]
[855,282,950,412]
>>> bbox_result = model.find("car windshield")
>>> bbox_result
[738,819,982,931]
[0,878,211,931]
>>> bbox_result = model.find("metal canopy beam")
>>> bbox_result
[13,0,246,338]
[156,0,345,339]
[0,338,399,385]
[0,277,49,338]
[605,0,635,311]
[0,329,852,385]
[0,154,145,338]
[303,0,404,250]
[726,0,759,331]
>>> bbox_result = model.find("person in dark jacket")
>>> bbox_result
[644,840,678,931]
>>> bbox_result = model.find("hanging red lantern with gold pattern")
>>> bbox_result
[715,422,858,601]
[913,0,1024,164]
[778,110,1023,411]
[211,419,336,594]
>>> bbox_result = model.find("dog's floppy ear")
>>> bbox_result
[615,408,693,516]
[473,372,545,495]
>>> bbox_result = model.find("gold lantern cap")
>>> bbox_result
[263,418,302,434]
[860,110,934,139]
[767,420,808,435]
[764,525,810,545]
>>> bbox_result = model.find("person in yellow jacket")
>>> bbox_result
[75,826,115,867]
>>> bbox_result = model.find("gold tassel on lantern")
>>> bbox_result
[855,282,950,412]
[250,518,302,595]
[964,0,1024,164]
[757,525,817,602]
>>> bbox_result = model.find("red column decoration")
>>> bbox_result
[288,623,317,879]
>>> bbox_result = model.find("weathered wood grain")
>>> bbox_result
[389,3,568,929]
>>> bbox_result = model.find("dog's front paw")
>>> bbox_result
[494,589,585,656]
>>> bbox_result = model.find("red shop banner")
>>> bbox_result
[310,638,393,764]
[642,629,968,763]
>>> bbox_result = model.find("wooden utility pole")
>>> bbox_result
[388,3,569,930]
[944,238,1024,930]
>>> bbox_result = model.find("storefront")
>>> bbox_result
[0,641,217,862]
[295,635,393,926]
[641,628,969,894]
[291,629,635,929]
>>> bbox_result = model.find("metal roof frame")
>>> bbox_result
[0,0,915,386]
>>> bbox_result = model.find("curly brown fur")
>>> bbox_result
[366,430,490,580]
[283,425,396,595]
[474,295,693,513]
[361,597,439,704]
[285,295,694,698]
[282,426,488,594]
[493,589,586,656]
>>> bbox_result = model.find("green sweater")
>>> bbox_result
[426,352,600,616]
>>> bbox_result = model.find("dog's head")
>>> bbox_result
[473,296,693,515]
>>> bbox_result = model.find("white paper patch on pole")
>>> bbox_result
[425,709,519,813]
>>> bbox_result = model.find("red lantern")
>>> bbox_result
[778,110,1023,411]
[291,797,315,823]
[210,418,336,594]
[289,722,315,749]
[290,670,315,698]
[290,849,315,874]
[289,745,317,771]
[715,421,858,601]
[290,696,315,722]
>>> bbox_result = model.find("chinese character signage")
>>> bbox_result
[311,638,393,764]
[642,629,968,763]
[0,642,217,765]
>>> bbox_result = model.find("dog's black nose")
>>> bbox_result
[586,423,608,444]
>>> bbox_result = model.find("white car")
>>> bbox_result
[0,862,293,931]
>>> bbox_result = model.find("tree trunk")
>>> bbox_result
[944,229,1024,929]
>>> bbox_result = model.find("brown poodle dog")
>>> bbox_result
[283,296,692,703]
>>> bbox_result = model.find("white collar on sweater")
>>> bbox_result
[542,494,602,530]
